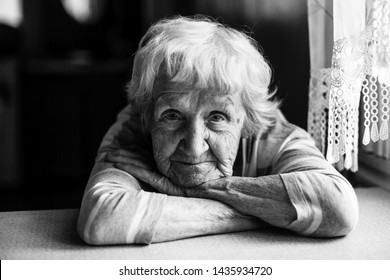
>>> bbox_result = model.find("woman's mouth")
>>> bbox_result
[170,161,216,173]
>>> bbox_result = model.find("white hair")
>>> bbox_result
[127,15,280,137]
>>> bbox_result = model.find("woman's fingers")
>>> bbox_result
[217,161,233,177]
[115,163,185,197]
[109,147,187,197]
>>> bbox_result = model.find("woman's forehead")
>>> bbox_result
[154,81,241,105]
[154,80,195,94]
[154,80,239,98]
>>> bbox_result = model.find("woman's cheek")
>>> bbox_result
[210,132,240,177]
[151,129,176,175]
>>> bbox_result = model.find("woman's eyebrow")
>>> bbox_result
[160,81,194,92]
[155,91,183,105]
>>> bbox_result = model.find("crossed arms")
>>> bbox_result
[77,105,359,245]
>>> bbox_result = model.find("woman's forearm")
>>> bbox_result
[191,172,358,237]
[79,188,264,245]
[153,196,264,243]
[78,168,265,245]
[192,175,297,228]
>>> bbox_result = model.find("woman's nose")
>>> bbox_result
[180,121,209,159]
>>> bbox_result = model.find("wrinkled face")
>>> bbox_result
[150,80,245,188]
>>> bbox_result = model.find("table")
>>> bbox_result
[1,187,390,259]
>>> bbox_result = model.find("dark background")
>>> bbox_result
[0,0,309,211]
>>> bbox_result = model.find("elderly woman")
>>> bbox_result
[77,16,358,245]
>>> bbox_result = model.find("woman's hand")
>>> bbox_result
[189,176,298,228]
[106,149,187,197]
[106,149,234,199]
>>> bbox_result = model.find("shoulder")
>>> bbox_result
[262,110,311,142]
[99,103,151,152]
[258,110,312,150]
[248,110,316,172]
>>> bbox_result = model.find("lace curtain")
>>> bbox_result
[307,0,390,172]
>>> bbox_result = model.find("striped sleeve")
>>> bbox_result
[77,105,167,245]
[270,125,359,236]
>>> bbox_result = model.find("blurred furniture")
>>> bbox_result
[0,57,20,188]
[18,0,140,200]
[0,22,21,189]
[21,58,130,191]
[1,187,389,259]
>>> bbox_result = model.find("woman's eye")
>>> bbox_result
[209,113,227,123]
[162,110,182,121]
